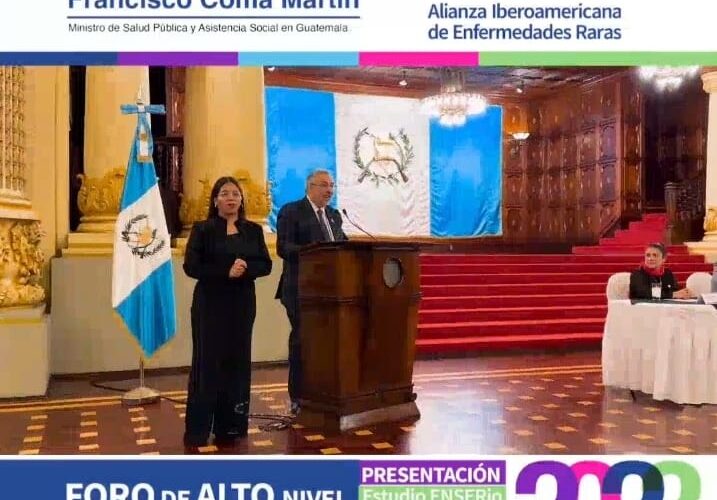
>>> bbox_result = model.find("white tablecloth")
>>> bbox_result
[602,300,717,404]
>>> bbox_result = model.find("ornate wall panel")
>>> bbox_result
[508,73,643,243]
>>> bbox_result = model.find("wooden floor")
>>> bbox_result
[1,350,714,455]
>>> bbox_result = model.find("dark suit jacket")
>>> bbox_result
[275,198,348,303]
[184,216,272,287]
[629,267,679,300]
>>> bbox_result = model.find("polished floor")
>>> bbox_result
[1,350,715,455]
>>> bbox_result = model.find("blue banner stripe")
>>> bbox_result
[115,260,177,358]
[0,52,118,65]
[241,52,359,66]
[429,106,503,237]
[120,149,159,210]
[265,87,337,230]
[0,459,362,497]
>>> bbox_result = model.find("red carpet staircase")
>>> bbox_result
[417,214,712,354]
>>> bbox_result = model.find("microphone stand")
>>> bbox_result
[341,209,376,240]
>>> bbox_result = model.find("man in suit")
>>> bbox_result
[275,169,348,416]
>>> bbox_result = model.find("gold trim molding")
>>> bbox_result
[702,71,717,94]
[179,170,271,230]
[0,219,45,307]
[705,206,717,234]
[0,67,28,201]
[76,167,126,233]
[178,177,211,231]
[235,169,271,223]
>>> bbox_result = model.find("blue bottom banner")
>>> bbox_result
[1,459,359,500]
[0,456,712,499]
[0,460,506,500]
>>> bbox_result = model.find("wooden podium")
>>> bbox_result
[296,240,421,431]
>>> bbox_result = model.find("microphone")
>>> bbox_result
[341,208,376,240]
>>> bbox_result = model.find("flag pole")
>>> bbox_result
[122,356,160,406]
[116,85,173,407]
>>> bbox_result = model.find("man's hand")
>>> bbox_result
[229,258,248,278]
[673,288,693,299]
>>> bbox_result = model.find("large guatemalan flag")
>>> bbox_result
[111,100,176,358]
[265,87,503,237]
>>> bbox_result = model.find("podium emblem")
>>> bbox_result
[382,258,404,288]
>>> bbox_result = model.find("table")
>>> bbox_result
[602,300,717,404]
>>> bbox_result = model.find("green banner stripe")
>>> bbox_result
[359,485,506,500]
[480,52,717,66]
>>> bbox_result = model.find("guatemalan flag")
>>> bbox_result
[265,87,503,237]
[111,101,177,358]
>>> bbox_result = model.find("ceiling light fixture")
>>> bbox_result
[638,66,700,91]
[420,69,487,127]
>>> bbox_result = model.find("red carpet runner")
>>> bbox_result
[417,214,712,353]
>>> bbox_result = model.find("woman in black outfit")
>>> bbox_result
[629,242,692,300]
[183,176,272,448]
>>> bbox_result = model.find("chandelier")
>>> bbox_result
[420,69,487,127]
[638,66,700,91]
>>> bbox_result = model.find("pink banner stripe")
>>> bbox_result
[359,52,479,66]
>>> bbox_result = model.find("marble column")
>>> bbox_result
[0,66,44,306]
[65,67,149,254]
[686,70,717,261]
[0,66,51,397]
[178,67,270,249]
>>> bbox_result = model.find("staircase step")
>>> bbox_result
[573,245,689,255]
[418,317,605,339]
[416,228,691,354]
[628,221,667,231]
[642,213,668,220]
[420,271,695,286]
[421,263,710,275]
[420,293,606,310]
[416,332,603,353]
[614,228,665,237]
[419,305,607,323]
[601,236,665,246]
[422,283,611,297]
[420,254,705,264]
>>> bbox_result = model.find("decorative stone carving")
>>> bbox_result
[0,66,43,305]
[179,171,271,228]
[704,207,717,233]
[233,169,271,222]
[0,66,26,199]
[0,219,45,307]
[179,177,211,229]
[76,167,126,232]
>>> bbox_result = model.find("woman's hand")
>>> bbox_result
[673,288,694,299]
[229,258,247,278]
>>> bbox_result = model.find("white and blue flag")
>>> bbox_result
[111,99,176,358]
[265,87,503,238]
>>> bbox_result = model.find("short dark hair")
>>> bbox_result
[208,176,246,221]
[646,242,666,257]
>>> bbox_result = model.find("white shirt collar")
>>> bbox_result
[306,196,327,214]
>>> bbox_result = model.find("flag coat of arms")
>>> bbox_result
[111,100,177,357]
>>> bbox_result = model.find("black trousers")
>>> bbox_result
[184,295,254,446]
[282,295,302,405]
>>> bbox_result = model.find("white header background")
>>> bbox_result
[1,0,716,52]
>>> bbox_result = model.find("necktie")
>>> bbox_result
[317,208,334,242]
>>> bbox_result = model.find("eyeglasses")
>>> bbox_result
[310,182,335,188]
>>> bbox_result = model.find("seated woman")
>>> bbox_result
[629,242,693,300]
